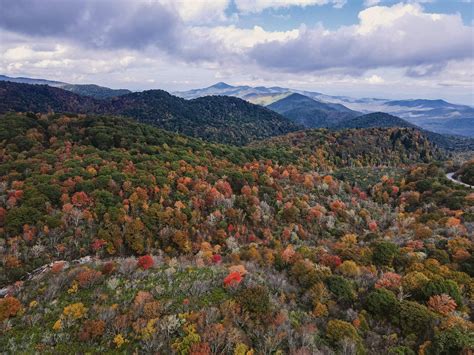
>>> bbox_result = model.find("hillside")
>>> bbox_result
[267,93,360,128]
[332,112,417,130]
[0,75,131,99]
[252,127,444,170]
[0,112,472,354]
[333,112,474,152]
[0,81,300,145]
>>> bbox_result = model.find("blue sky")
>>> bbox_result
[234,1,473,31]
[0,0,473,104]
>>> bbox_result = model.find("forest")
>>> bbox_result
[0,112,472,354]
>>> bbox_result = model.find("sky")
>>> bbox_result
[0,0,473,104]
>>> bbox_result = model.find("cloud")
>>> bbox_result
[364,0,380,7]
[0,0,472,104]
[0,0,183,51]
[366,74,384,84]
[160,0,231,23]
[234,0,346,13]
[248,4,473,73]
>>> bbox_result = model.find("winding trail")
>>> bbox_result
[446,172,474,189]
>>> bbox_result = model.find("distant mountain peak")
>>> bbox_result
[210,82,233,89]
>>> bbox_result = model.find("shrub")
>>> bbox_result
[0,296,21,321]
[365,288,398,319]
[236,285,271,318]
[372,241,399,267]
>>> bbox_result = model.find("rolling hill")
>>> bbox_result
[0,81,300,145]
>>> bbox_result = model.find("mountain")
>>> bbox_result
[174,81,294,101]
[332,112,417,130]
[176,82,474,137]
[333,112,474,151]
[0,81,300,145]
[0,74,131,99]
[267,93,360,128]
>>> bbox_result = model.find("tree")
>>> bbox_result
[326,275,355,304]
[427,294,457,315]
[365,288,398,320]
[236,285,271,318]
[398,301,436,337]
[0,296,21,321]
[422,279,462,306]
[372,241,398,267]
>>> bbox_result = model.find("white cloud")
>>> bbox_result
[366,74,384,84]
[364,0,380,7]
[234,0,345,13]
[249,3,473,72]
[191,25,300,54]
[160,0,231,23]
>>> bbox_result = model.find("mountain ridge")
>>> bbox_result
[176,82,474,137]
[0,81,301,146]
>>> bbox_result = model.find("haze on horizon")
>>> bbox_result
[0,0,473,105]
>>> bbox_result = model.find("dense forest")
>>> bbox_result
[0,112,472,353]
[0,81,300,146]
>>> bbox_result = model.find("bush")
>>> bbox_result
[372,241,399,267]
[365,288,399,319]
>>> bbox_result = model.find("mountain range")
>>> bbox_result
[175,82,474,137]
[0,81,300,146]
[1,77,473,151]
